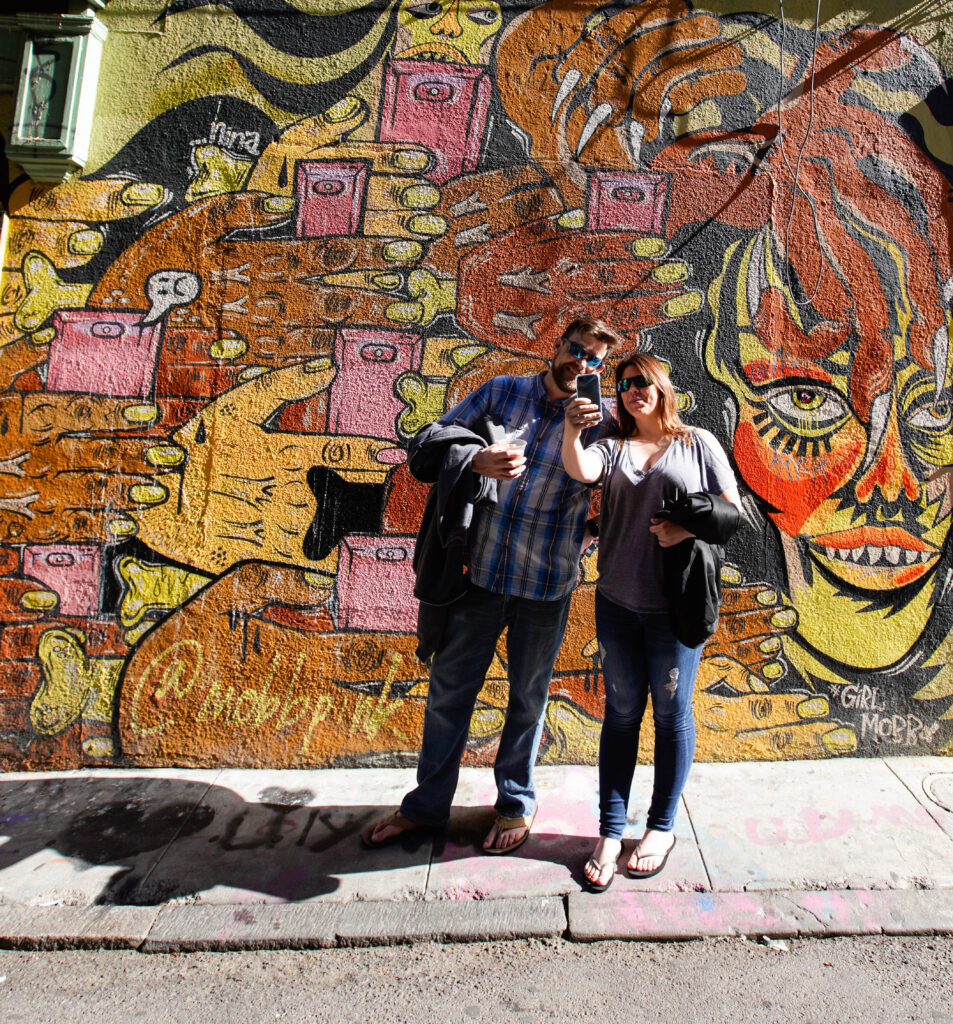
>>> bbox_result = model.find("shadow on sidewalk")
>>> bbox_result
[0,776,589,906]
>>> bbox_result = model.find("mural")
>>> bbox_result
[1,0,952,769]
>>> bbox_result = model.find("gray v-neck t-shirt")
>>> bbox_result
[589,428,736,612]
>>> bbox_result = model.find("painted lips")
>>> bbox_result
[811,527,937,570]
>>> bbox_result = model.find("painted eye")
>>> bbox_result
[467,6,499,23]
[406,2,443,16]
[763,385,850,435]
[908,401,952,430]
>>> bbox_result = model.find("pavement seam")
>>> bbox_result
[681,794,713,892]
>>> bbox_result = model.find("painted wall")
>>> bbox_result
[1,0,952,769]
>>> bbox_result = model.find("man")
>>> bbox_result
[363,315,622,853]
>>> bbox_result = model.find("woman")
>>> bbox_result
[562,353,740,892]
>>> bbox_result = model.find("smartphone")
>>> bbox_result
[575,372,602,414]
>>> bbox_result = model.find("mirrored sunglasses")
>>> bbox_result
[617,375,653,393]
[565,340,604,369]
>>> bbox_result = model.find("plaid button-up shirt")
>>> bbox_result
[439,373,608,601]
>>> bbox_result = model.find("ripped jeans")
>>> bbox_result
[594,590,702,839]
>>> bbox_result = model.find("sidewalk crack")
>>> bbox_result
[681,795,713,891]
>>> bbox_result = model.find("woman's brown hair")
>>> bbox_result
[615,352,691,441]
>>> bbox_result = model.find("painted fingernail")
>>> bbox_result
[383,240,423,262]
[663,292,702,318]
[305,357,332,372]
[20,589,58,610]
[376,447,407,465]
[770,609,797,629]
[372,273,402,290]
[304,571,335,587]
[720,565,742,584]
[123,404,158,423]
[651,262,688,284]
[209,336,248,360]
[385,301,422,325]
[67,230,103,256]
[632,237,667,258]
[756,589,778,605]
[31,327,55,345]
[392,150,431,172]
[400,184,440,209]
[262,196,295,213]
[129,484,167,504]
[238,366,269,381]
[759,636,781,653]
[821,727,857,755]
[557,209,585,229]
[408,214,447,236]
[121,182,165,206]
[107,518,137,537]
[798,697,829,718]
[145,445,186,467]
[324,96,364,123]
[761,661,784,679]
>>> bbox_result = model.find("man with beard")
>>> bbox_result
[363,316,621,852]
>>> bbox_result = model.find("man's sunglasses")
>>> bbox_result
[617,375,653,392]
[565,340,604,369]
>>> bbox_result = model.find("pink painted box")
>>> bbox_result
[336,535,417,633]
[47,311,162,398]
[23,544,102,617]
[379,59,492,184]
[586,171,670,233]
[328,328,422,442]
[295,159,369,237]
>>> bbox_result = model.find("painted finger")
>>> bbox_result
[20,179,167,223]
[14,253,92,334]
[0,577,59,618]
[5,219,105,271]
[732,719,858,759]
[20,394,159,440]
[366,176,440,213]
[309,141,435,176]
[362,209,447,239]
[306,433,407,483]
[211,358,337,422]
[52,437,187,476]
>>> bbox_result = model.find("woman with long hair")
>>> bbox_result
[562,352,741,892]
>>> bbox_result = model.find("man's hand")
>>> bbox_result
[471,443,526,480]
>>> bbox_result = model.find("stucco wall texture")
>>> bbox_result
[1,0,952,770]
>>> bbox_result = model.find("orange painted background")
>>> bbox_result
[1,0,952,769]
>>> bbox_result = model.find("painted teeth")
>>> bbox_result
[820,545,934,566]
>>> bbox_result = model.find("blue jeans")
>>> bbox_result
[400,584,572,825]
[595,590,702,838]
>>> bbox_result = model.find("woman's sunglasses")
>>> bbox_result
[565,340,604,369]
[617,375,653,393]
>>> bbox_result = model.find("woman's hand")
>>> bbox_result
[650,518,695,547]
[565,396,601,433]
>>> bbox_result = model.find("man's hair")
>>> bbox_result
[562,316,624,352]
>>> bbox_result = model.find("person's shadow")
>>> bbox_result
[0,775,591,906]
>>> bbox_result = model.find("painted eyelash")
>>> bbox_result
[752,411,833,457]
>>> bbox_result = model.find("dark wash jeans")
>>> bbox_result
[400,583,572,826]
[595,589,702,838]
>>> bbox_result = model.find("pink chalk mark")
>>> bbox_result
[48,311,162,398]
[379,60,492,184]
[23,543,101,616]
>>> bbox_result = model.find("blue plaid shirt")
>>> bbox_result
[439,373,608,601]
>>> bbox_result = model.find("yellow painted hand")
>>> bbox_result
[132,359,404,575]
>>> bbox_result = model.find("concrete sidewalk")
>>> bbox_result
[2,757,953,950]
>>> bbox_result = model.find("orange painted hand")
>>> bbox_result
[2,178,168,346]
[0,387,184,545]
[132,359,404,575]
[692,568,857,759]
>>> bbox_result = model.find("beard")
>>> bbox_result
[552,360,579,392]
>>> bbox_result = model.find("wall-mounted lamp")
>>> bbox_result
[2,2,107,183]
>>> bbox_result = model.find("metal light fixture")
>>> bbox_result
[3,1,107,182]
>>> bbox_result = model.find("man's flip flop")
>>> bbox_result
[360,811,425,849]
[627,835,676,879]
[483,809,536,855]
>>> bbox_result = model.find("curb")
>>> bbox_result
[2,890,953,951]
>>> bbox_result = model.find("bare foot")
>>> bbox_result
[583,837,622,890]
[627,828,675,875]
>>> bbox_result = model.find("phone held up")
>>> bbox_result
[575,372,602,416]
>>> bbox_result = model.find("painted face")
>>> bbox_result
[395,0,502,65]
[707,225,953,668]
